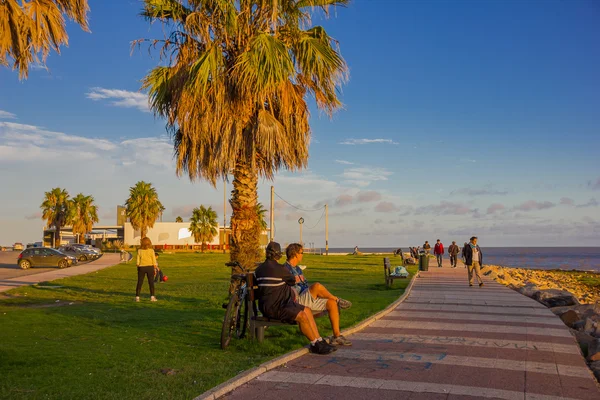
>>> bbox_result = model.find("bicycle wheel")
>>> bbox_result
[235,292,248,339]
[221,291,242,349]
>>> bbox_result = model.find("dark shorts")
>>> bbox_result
[263,300,304,323]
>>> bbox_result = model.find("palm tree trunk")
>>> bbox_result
[55,225,61,248]
[230,159,262,273]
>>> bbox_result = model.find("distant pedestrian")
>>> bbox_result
[464,236,484,287]
[434,239,444,268]
[352,246,359,255]
[448,241,460,268]
[136,237,158,302]
[423,241,431,255]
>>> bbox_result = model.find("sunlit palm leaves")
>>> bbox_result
[138,0,348,268]
[189,205,218,252]
[70,193,98,244]
[0,0,90,79]
[125,181,164,239]
[40,187,71,247]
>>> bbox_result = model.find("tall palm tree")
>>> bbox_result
[0,0,90,79]
[70,193,99,244]
[138,0,348,269]
[256,203,268,231]
[40,187,71,247]
[189,205,218,252]
[175,216,183,222]
[125,181,164,239]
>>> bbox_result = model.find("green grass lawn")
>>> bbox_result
[0,253,416,400]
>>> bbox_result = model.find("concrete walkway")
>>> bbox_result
[219,261,600,400]
[0,253,121,293]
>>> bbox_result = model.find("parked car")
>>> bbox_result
[13,242,24,251]
[57,245,101,262]
[70,244,102,255]
[18,248,77,269]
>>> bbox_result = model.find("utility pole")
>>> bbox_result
[223,179,227,253]
[270,186,274,242]
[325,204,329,256]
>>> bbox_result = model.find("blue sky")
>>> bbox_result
[1,0,599,247]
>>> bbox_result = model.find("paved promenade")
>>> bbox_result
[220,261,600,400]
[0,253,121,293]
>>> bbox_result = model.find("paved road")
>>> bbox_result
[0,253,121,293]
[219,259,600,400]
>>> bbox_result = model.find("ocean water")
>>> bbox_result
[320,247,600,272]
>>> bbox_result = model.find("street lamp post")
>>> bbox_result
[298,217,304,246]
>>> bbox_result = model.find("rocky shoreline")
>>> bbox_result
[480,265,600,381]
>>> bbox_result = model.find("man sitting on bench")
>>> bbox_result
[254,242,337,355]
[284,243,352,346]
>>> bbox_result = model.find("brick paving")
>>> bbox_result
[219,259,600,400]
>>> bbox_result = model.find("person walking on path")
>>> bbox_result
[423,241,431,255]
[448,241,460,268]
[464,236,484,287]
[136,237,158,302]
[433,239,444,268]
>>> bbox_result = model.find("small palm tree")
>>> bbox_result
[189,205,218,252]
[70,193,99,244]
[175,216,183,223]
[125,181,164,238]
[0,0,90,79]
[256,203,268,231]
[139,0,348,269]
[40,188,71,247]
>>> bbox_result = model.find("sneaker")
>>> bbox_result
[150,296,157,302]
[310,339,337,355]
[329,335,352,346]
[337,298,352,309]
[135,296,140,302]
[479,283,484,287]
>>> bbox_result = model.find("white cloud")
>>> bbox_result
[335,159,354,165]
[86,87,150,112]
[342,167,393,187]
[0,110,17,119]
[339,138,399,145]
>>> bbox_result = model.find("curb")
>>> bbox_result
[194,270,419,400]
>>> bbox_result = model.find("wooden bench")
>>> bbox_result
[247,274,329,342]
[384,257,408,287]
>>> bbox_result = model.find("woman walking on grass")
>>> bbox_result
[136,237,158,302]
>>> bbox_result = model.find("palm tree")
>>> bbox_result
[70,193,99,244]
[175,216,183,222]
[40,188,71,247]
[138,0,348,269]
[257,203,268,231]
[189,205,218,252]
[125,181,164,239]
[0,0,90,79]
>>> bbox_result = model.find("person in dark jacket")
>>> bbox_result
[463,236,484,287]
[254,242,337,355]
[448,241,460,268]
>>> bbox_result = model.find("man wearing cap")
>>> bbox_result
[254,242,337,355]
[448,241,460,268]
[463,236,484,287]
[284,243,353,346]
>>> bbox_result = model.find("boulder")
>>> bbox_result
[570,328,596,357]
[590,361,600,381]
[573,320,586,331]
[518,283,540,298]
[560,310,581,328]
[588,339,600,362]
[533,289,580,308]
[584,318,597,335]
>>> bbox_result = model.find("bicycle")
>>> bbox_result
[220,261,250,349]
